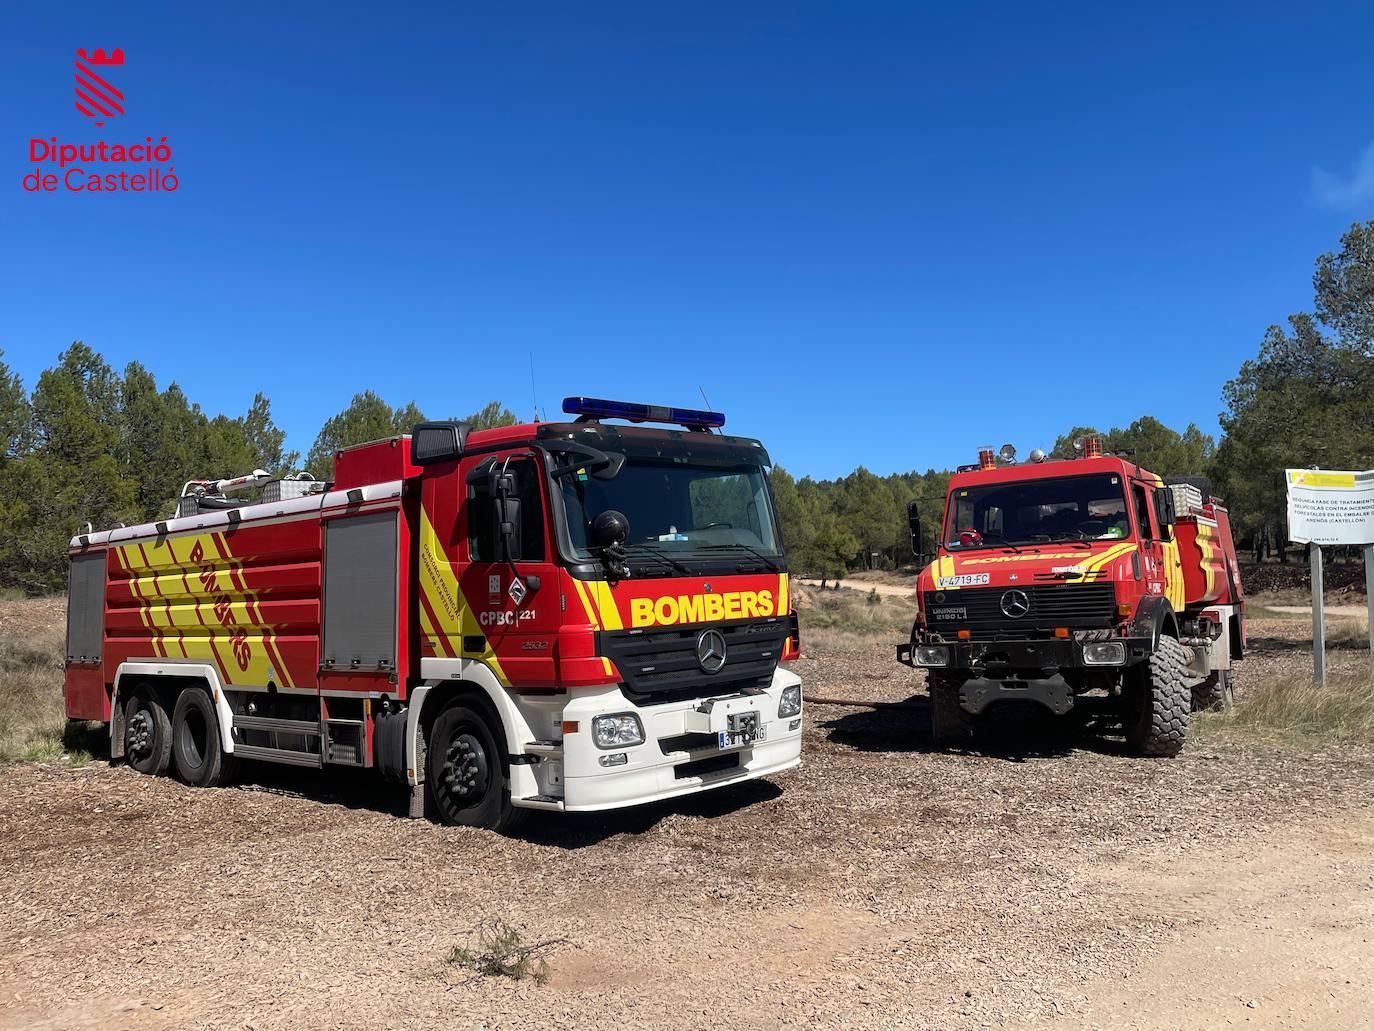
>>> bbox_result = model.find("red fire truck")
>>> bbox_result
[64,398,803,830]
[898,439,1246,756]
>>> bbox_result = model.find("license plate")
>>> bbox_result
[936,573,989,587]
[719,725,766,748]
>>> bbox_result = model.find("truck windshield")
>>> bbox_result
[944,472,1130,550]
[559,459,783,569]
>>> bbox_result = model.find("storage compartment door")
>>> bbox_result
[66,551,107,665]
[321,512,398,673]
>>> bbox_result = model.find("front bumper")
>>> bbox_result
[897,636,1153,672]
[549,666,804,812]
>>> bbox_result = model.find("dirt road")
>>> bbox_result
[1265,603,1367,619]
[798,577,915,599]
[2,621,1371,1031]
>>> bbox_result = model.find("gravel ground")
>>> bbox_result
[1,616,1371,1030]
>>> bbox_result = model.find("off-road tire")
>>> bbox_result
[929,674,976,749]
[124,687,172,776]
[1192,668,1235,712]
[426,702,526,834]
[1123,636,1191,757]
[172,688,238,787]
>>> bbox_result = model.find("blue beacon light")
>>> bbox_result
[561,396,726,429]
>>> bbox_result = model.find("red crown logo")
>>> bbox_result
[75,47,125,126]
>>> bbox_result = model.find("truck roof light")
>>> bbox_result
[977,445,996,470]
[998,444,1017,464]
[562,396,726,430]
[1029,448,1047,463]
[1074,435,1102,458]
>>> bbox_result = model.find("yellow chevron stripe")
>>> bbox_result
[585,580,624,631]
[417,508,509,686]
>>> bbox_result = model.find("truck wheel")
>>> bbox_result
[1192,668,1235,712]
[172,688,238,788]
[426,703,525,833]
[929,675,976,749]
[124,688,172,776]
[1122,636,1191,757]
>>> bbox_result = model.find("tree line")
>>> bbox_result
[2,221,1370,592]
[0,351,514,593]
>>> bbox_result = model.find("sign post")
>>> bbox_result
[1310,543,1326,688]
[1285,469,1374,687]
[1367,543,1374,688]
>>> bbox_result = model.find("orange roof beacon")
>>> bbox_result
[899,438,1246,756]
[64,397,803,831]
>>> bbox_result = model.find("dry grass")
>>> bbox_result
[445,919,570,984]
[0,601,94,763]
[793,583,915,654]
[1196,672,1374,746]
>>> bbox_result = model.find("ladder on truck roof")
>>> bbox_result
[175,469,326,518]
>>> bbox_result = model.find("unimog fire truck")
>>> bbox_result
[897,439,1245,756]
[64,398,803,830]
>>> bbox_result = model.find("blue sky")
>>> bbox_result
[3,2,1373,479]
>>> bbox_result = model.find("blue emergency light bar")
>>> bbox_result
[561,396,726,429]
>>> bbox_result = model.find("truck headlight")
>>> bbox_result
[591,713,645,749]
[914,645,950,667]
[1082,641,1126,666]
[778,684,802,718]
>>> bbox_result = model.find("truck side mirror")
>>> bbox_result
[495,494,522,561]
[907,501,923,557]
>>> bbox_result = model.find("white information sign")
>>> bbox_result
[1285,469,1374,546]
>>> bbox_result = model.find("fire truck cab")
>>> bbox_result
[64,398,803,830]
[898,439,1246,756]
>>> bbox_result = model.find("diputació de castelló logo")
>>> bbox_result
[23,47,179,194]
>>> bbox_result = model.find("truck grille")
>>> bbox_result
[597,618,787,704]
[923,583,1117,635]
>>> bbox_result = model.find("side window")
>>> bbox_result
[1131,483,1154,540]
[469,459,547,562]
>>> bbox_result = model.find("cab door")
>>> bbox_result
[458,450,560,688]
[1130,480,1170,602]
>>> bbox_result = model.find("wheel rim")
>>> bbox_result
[127,709,153,760]
[441,730,491,805]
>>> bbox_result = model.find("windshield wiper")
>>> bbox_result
[694,542,782,572]
[622,542,693,576]
[1046,533,1095,550]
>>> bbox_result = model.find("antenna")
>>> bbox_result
[529,352,541,422]
[698,385,715,412]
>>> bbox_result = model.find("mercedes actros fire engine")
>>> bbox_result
[64,398,803,830]
[898,439,1246,756]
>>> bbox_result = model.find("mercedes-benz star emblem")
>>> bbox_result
[695,629,727,674]
[1000,589,1030,619]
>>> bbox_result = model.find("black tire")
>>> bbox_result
[929,674,976,749]
[124,688,173,776]
[1192,668,1235,712]
[1122,636,1191,757]
[426,702,525,833]
[172,688,238,787]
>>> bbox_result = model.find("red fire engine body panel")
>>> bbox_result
[65,428,797,722]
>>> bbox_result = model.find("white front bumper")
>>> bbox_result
[548,666,803,812]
